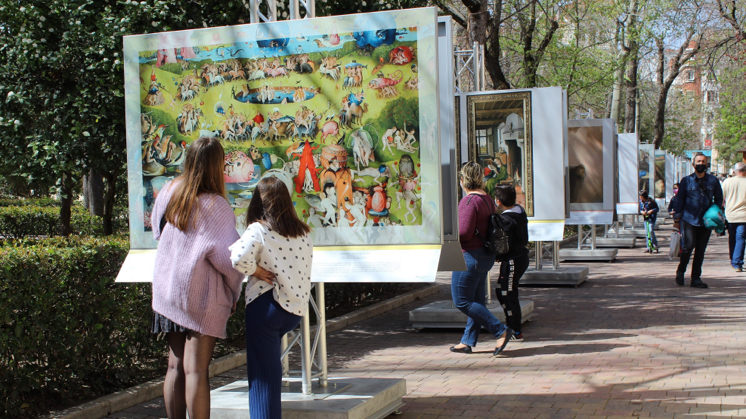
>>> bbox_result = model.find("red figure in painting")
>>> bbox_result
[294,140,320,194]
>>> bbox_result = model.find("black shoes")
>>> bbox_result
[493,328,513,356]
[691,279,708,288]
[449,344,472,354]
[675,273,684,286]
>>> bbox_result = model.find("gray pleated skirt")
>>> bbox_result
[151,311,194,334]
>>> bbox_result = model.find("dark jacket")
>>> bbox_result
[498,205,529,261]
[640,199,659,224]
[670,173,723,227]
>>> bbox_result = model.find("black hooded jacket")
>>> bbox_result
[498,205,529,260]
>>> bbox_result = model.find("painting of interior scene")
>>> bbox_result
[467,92,533,216]
[654,151,666,199]
[568,126,604,204]
[638,146,652,195]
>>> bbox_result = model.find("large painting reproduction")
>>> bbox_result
[568,125,604,204]
[466,92,534,216]
[124,8,440,249]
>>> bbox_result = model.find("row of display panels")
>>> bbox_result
[116,8,687,283]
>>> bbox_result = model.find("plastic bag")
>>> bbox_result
[703,204,726,234]
[668,230,681,260]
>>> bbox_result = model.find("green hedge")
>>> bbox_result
[0,197,59,207]
[0,204,127,238]
[0,236,161,417]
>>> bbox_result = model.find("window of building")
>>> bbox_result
[706,91,718,103]
[686,69,695,82]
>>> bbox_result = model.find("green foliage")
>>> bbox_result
[0,236,157,417]
[0,197,58,207]
[716,65,746,162]
[0,204,128,238]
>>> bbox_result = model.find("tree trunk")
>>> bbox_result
[623,47,638,133]
[653,90,668,148]
[102,170,117,235]
[59,173,74,236]
[83,168,104,216]
[609,21,626,124]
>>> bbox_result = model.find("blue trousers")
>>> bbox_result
[728,223,746,269]
[451,247,507,347]
[245,292,301,419]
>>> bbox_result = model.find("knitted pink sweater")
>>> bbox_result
[151,181,244,338]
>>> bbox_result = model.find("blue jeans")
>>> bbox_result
[245,291,302,419]
[451,247,507,347]
[644,219,658,249]
[728,223,746,268]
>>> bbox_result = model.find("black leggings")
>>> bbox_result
[496,253,529,333]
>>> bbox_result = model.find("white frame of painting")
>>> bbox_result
[123,7,442,250]
[639,143,655,200]
[457,87,566,241]
[665,152,676,203]
[566,118,615,225]
[616,133,639,215]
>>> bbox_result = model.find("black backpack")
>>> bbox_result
[470,194,511,259]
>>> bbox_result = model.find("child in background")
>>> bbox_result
[494,185,530,341]
[640,191,660,253]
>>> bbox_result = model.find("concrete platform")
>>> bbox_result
[559,248,618,262]
[520,266,589,287]
[586,237,637,248]
[408,299,534,329]
[211,377,406,419]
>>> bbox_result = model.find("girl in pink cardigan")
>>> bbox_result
[151,136,245,419]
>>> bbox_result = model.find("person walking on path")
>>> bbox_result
[640,191,660,253]
[230,176,313,419]
[669,152,723,288]
[150,136,245,419]
[723,162,746,272]
[449,161,512,356]
[494,185,529,341]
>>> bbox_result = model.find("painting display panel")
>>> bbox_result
[654,150,666,199]
[638,144,654,195]
[124,8,440,249]
[466,92,534,216]
[567,126,604,204]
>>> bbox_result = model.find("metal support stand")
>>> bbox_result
[559,224,617,262]
[281,283,327,395]
[454,42,485,93]
[521,240,588,287]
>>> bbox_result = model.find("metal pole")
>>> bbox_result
[300,306,312,395]
[535,240,543,270]
[591,224,597,250]
[552,241,560,270]
[578,225,582,250]
[315,282,328,387]
[486,271,492,303]
[281,334,289,386]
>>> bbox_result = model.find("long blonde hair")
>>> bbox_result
[164,136,226,231]
[460,161,484,191]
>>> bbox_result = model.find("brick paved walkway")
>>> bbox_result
[110,221,746,418]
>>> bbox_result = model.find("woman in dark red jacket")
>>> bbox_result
[449,161,512,356]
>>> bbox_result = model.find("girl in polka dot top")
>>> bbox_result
[229,176,312,418]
